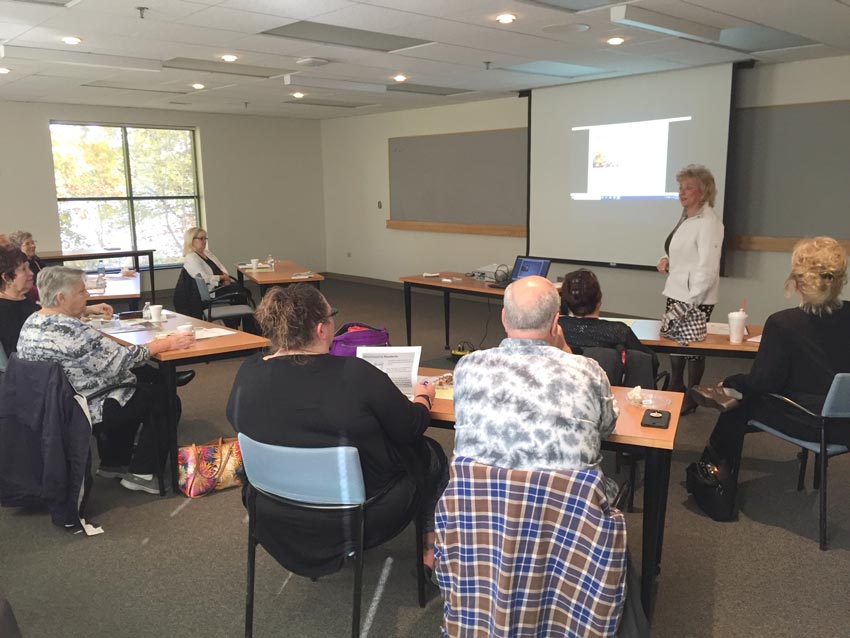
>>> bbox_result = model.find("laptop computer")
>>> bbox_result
[488,256,551,289]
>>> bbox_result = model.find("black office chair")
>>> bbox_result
[583,347,669,512]
[238,434,428,638]
[747,373,850,550]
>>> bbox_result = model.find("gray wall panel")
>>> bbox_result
[389,128,527,225]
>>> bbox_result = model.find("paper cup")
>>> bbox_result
[250,258,259,269]
[728,311,748,344]
[149,304,163,321]
[90,318,102,329]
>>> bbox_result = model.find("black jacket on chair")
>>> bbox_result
[172,267,204,319]
[0,356,93,527]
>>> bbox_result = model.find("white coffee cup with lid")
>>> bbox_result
[728,310,748,344]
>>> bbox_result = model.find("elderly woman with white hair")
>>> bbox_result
[17,266,194,494]
[687,236,850,520]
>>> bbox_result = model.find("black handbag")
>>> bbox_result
[685,449,738,522]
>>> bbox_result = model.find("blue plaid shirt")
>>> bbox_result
[435,457,627,638]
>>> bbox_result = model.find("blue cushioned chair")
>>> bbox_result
[238,433,427,638]
[748,373,850,550]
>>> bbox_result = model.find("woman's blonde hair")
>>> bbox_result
[183,226,204,256]
[785,236,847,315]
[676,164,717,208]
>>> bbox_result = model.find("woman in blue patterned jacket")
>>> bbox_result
[17,267,194,495]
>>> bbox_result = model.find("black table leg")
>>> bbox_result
[148,252,156,304]
[443,290,451,350]
[640,447,672,618]
[404,282,412,346]
[160,362,180,493]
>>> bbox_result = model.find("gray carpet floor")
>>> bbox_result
[1,277,849,637]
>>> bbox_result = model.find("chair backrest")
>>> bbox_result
[237,433,365,505]
[193,274,213,303]
[622,349,656,388]
[172,267,204,318]
[823,373,850,418]
[582,346,623,386]
[0,344,7,373]
[436,457,627,638]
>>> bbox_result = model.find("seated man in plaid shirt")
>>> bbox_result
[453,275,620,501]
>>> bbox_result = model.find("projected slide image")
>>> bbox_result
[571,117,691,201]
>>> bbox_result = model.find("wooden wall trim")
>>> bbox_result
[386,220,526,237]
[728,235,850,252]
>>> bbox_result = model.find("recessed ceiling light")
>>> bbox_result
[191,83,205,90]
[0,68,10,75]
[393,74,407,82]
[292,91,305,98]
[607,36,625,45]
[496,13,517,25]
[62,36,82,45]
[220,54,238,63]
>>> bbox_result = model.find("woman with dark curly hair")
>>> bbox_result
[227,284,448,576]
[559,268,659,377]
[688,236,850,520]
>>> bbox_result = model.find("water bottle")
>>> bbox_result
[142,301,151,319]
[96,259,106,287]
[267,254,275,268]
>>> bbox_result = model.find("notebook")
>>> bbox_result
[488,256,551,289]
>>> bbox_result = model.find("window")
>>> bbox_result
[49,123,200,267]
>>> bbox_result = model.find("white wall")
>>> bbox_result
[320,55,850,324]
[320,98,527,280]
[0,101,326,291]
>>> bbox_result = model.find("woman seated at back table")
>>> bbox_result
[8,230,44,302]
[558,268,659,379]
[17,266,193,494]
[688,236,850,520]
[0,246,112,355]
[181,226,256,331]
[227,284,448,576]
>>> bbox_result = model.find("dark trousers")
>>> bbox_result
[397,436,449,533]
[92,368,171,474]
[706,396,850,483]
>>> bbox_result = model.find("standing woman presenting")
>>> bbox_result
[656,165,724,412]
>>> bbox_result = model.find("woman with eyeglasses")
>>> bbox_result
[227,284,448,579]
[181,226,255,330]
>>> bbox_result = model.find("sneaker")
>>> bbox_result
[690,384,740,413]
[96,465,128,479]
[120,474,161,495]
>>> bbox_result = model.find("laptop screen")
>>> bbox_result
[511,256,550,281]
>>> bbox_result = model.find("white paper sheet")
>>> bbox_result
[357,346,421,397]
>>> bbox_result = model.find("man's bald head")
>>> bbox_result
[502,276,560,336]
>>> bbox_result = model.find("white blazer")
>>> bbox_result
[182,250,230,292]
[661,205,724,306]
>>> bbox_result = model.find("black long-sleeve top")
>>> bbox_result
[724,301,850,413]
[559,316,659,373]
[0,297,38,355]
[227,353,431,499]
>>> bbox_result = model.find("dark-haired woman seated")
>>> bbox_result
[227,284,448,575]
[558,268,659,377]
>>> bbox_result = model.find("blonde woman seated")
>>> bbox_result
[17,267,193,494]
[688,237,850,520]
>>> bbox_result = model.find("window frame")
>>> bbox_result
[50,121,202,269]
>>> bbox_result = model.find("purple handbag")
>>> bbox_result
[330,322,390,357]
